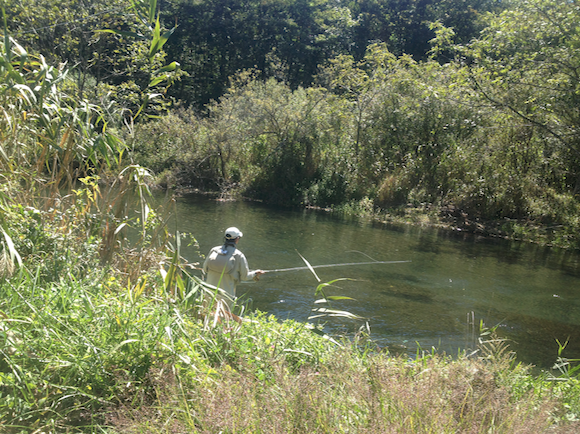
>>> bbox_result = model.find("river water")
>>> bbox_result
[168,193,580,369]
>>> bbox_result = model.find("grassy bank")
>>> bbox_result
[330,199,580,250]
[2,250,580,432]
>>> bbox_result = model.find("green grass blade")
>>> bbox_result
[296,250,320,282]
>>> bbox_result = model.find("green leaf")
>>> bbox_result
[111,339,140,353]
[148,18,162,59]
[148,76,166,88]
[315,278,352,296]
[153,61,179,75]
[97,29,147,40]
[296,250,320,282]
[148,0,158,25]
[325,295,355,301]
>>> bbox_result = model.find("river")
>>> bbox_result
[168,193,580,370]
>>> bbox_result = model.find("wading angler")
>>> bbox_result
[203,227,264,309]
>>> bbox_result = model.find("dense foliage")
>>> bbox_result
[158,0,507,107]
[4,0,507,109]
[8,0,550,244]
[129,0,580,248]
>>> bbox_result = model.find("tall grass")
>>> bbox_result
[109,334,580,434]
[0,17,192,431]
[3,254,580,433]
[0,261,341,431]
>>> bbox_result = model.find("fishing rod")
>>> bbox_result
[264,260,411,274]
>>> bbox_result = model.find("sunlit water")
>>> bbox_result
[166,193,580,369]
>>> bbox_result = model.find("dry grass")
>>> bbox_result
[108,349,579,434]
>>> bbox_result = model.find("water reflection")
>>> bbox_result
[169,193,580,369]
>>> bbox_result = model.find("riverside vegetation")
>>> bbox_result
[2,0,580,432]
[130,0,580,249]
[6,0,580,249]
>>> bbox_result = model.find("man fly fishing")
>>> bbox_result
[203,227,264,309]
[202,227,409,311]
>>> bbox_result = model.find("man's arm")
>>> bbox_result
[236,251,264,281]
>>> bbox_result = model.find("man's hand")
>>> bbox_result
[253,270,265,281]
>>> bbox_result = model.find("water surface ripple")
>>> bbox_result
[170,193,580,369]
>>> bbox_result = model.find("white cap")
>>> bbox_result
[224,227,243,240]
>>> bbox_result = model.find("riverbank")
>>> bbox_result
[3,257,580,433]
[306,198,579,250]
[172,187,580,250]
[375,205,579,250]
[110,331,580,433]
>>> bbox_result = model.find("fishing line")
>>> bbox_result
[264,260,411,274]
[344,250,382,262]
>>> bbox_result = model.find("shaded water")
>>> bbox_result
[170,193,580,369]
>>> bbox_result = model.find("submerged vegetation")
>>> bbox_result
[1,0,580,431]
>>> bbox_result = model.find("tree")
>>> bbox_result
[347,0,507,62]
[159,0,357,108]
[457,0,580,195]
[4,0,181,118]
[3,0,135,97]
[100,0,182,120]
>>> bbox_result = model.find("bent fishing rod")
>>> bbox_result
[263,260,411,274]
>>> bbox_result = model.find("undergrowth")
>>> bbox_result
[2,251,580,433]
[109,334,580,434]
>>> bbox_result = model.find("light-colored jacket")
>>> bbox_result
[202,244,258,299]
